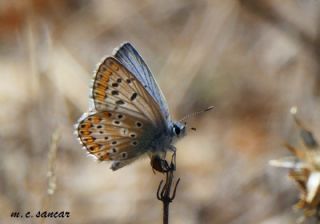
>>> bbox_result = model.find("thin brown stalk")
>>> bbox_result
[156,154,180,224]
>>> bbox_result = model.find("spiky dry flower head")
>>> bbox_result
[270,107,320,218]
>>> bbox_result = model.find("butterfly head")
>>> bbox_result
[172,121,187,140]
[171,106,214,141]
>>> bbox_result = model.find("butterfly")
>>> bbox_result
[75,42,188,172]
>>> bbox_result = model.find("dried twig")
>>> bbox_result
[40,129,60,224]
[156,153,180,224]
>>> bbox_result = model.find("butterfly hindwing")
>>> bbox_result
[113,42,171,122]
[76,111,158,170]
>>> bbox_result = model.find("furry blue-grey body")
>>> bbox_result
[148,121,186,156]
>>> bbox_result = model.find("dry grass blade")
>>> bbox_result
[40,129,60,224]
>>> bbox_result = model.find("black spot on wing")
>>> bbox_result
[116,100,124,105]
[130,92,138,101]
[111,90,119,96]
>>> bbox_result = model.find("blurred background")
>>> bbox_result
[1,0,320,223]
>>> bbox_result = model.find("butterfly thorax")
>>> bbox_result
[149,121,186,156]
[149,130,173,153]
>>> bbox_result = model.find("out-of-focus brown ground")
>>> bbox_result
[1,0,320,223]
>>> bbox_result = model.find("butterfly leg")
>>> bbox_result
[168,145,176,152]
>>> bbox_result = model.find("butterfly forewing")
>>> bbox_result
[114,43,171,122]
[91,57,165,129]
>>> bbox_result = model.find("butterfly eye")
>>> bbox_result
[174,125,181,136]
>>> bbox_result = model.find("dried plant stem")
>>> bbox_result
[47,129,60,196]
[40,129,60,224]
[156,154,180,224]
[317,205,320,222]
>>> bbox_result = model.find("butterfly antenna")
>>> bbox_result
[179,106,214,123]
